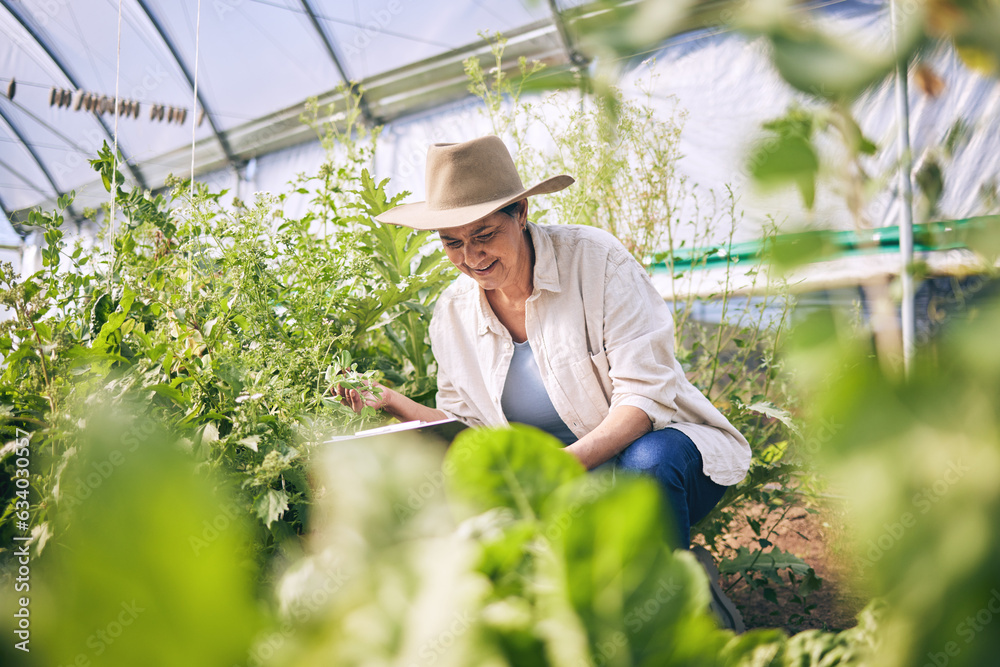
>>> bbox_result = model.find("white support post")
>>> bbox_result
[890,0,916,374]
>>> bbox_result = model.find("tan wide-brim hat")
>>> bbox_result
[374,135,574,230]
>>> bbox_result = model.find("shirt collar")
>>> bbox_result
[476,286,502,336]
[526,222,562,295]
[473,221,562,337]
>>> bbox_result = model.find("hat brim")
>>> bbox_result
[374,175,575,230]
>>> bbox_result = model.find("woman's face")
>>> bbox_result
[438,202,532,294]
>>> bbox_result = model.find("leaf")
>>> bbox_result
[268,518,296,542]
[515,68,588,95]
[238,435,260,452]
[254,488,289,527]
[34,414,262,666]
[720,629,786,665]
[89,293,114,336]
[21,282,42,305]
[719,546,817,581]
[200,422,219,445]
[203,317,219,340]
[546,475,724,663]
[915,158,944,213]
[147,383,189,405]
[746,401,801,436]
[960,216,1000,264]
[798,568,823,596]
[44,227,63,250]
[956,45,998,76]
[444,424,584,520]
[766,26,906,100]
[31,521,52,555]
[34,321,52,342]
[63,347,129,369]
[749,129,819,210]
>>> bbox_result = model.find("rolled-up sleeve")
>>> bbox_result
[431,358,467,423]
[602,253,679,430]
[429,298,489,428]
[432,363,488,427]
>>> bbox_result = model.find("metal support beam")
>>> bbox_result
[6,96,94,156]
[546,0,589,67]
[0,0,148,191]
[298,0,377,125]
[0,101,81,225]
[133,0,241,173]
[0,190,12,225]
[0,156,52,201]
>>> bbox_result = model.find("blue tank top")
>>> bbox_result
[500,340,578,446]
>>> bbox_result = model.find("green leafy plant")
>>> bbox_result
[0,86,454,575]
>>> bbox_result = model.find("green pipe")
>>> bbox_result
[650,215,1000,273]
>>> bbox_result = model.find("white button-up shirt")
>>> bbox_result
[429,222,751,486]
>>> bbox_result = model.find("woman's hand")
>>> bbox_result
[332,378,391,414]
[331,376,450,424]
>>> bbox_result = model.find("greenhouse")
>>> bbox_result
[2,0,1000,666]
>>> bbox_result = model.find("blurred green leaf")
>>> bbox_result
[765,230,835,272]
[445,424,584,520]
[960,215,1000,264]
[549,475,725,665]
[749,112,820,209]
[915,158,945,215]
[6,409,261,667]
[515,67,590,95]
[767,29,893,99]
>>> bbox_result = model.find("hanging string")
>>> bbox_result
[188,0,203,296]
[191,0,202,199]
[110,0,123,249]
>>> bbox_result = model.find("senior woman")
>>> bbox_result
[337,136,750,556]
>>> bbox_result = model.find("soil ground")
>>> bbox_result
[700,500,871,634]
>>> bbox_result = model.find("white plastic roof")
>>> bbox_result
[0,0,568,228]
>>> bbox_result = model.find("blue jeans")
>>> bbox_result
[593,428,728,548]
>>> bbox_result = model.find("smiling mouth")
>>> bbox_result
[472,260,497,274]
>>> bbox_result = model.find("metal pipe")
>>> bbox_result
[0,102,81,225]
[546,0,588,68]
[298,0,377,125]
[0,192,12,226]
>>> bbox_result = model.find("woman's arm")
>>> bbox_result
[335,382,447,423]
[564,405,652,470]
